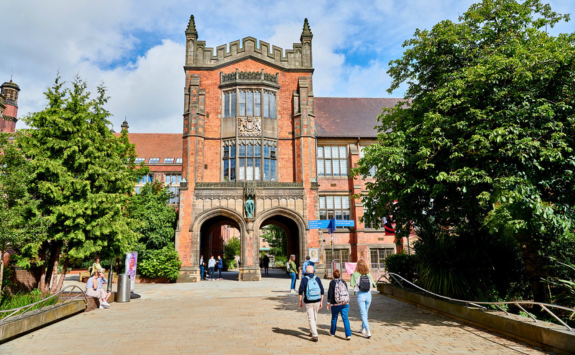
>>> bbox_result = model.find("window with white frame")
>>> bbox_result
[370,248,394,270]
[149,158,160,164]
[135,157,145,163]
[224,89,276,119]
[317,146,348,176]
[175,158,183,164]
[319,196,350,229]
[165,174,182,185]
[223,140,276,181]
[138,174,153,184]
[359,146,376,176]
[169,186,180,204]
[163,158,174,164]
[325,249,349,271]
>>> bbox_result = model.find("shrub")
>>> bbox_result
[139,246,182,282]
[275,261,285,268]
[384,252,416,284]
[275,255,287,265]
[224,237,241,264]
[0,289,58,318]
[227,260,237,270]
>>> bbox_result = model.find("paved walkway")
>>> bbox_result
[2,270,554,355]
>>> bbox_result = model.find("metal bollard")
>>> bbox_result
[116,274,131,303]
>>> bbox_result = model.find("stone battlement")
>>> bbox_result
[186,36,313,71]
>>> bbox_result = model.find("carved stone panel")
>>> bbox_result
[238,116,261,136]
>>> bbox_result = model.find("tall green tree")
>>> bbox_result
[16,76,145,293]
[0,133,48,294]
[127,181,177,251]
[354,0,575,301]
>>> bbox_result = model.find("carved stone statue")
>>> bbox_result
[245,196,255,218]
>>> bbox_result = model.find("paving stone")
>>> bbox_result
[0,273,557,355]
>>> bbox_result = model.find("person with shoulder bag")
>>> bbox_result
[350,260,377,338]
[327,269,351,339]
[298,265,325,342]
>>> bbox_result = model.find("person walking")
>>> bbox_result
[217,255,223,280]
[299,265,324,342]
[350,260,377,338]
[288,254,298,293]
[302,255,315,277]
[200,255,205,281]
[208,256,216,281]
[327,269,351,339]
[263,254,270,275]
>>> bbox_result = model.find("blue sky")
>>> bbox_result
[1,0,574,133]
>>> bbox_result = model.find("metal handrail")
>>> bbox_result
[377,273,575,332]
[0,285,88,324]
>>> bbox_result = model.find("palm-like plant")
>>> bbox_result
[547,258,575,319]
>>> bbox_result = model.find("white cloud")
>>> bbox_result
[1,0,573,132]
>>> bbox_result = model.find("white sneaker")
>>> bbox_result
[99,305,107,309]
[365,332,371,339]
[346,336,351,340]
[360,328,366,335]
[102,301,111,307]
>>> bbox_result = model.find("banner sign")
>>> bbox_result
[125,251,138,292]
[345,262,357,275]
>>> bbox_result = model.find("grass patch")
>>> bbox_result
[0,289,59,319]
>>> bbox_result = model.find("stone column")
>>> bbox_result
[239,217,261,281]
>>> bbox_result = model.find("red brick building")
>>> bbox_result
[124,16,412,282]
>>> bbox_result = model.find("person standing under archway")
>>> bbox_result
[288,254,298,293]
[263,254,270,275]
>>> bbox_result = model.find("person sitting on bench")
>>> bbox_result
[86,270,112,309]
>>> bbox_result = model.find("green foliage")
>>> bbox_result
[413,220,486,298]
[261,225,287,257]
[352,0,575,302]
[15,75,147,267]
[384,252,416,284]
[275,255,287,265]
[128,182,177,251]
[0,289,58,318]
[138,246,182,282]
[224,237,241,263]
[0,132,49,293]
[227,260,237,270]
[274,261,285,268]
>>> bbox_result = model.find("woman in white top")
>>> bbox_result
[86,270,112,309]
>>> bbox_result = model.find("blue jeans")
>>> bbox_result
[209,267,215,279]
[330,304,351,337]
[200,266,205,280]
[218,268,222,279]
[290,272,296,290]
[357,291,372,332]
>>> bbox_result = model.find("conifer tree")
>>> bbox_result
[17,76,145,293]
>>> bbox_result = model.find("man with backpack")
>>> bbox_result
[302,255,315,277]
[298,265,324,342]
[327,269,351,339]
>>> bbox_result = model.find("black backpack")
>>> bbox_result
[358,275,371,292]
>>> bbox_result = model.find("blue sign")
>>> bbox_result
[336,220,355,227]
[309,220,330,229]
[309,219,355,230]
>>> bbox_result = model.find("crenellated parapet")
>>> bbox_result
[184,16,313,72]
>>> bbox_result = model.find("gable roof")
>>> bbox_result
[114,133,182,163]
[314,97,402,138]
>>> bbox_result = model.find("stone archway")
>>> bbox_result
[182,207,247,282]
[253,207,308,270]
